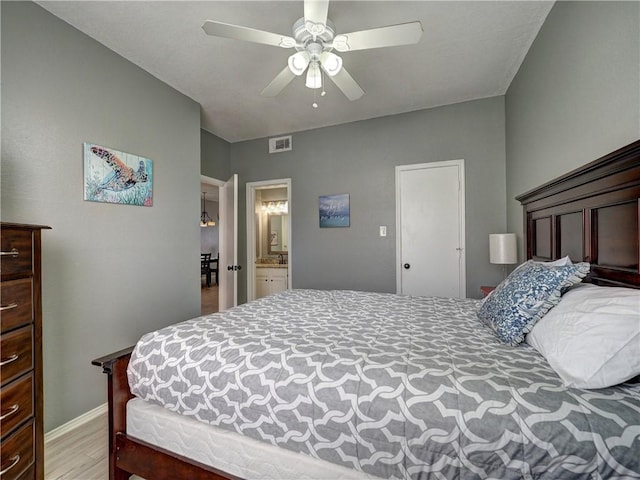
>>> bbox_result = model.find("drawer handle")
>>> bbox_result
[0,303,18,312]
[0,404,19,420]
[0,248,19,257]
[0,455,20,476]
[0,354,19,366]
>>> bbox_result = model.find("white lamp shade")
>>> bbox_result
[320,51,343,76]
[287,51,310,76]
[305,62,322,89]
[489,233,517,264]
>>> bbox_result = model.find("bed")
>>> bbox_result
[93,139,640,480]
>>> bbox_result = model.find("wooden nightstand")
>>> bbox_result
[480,286,496,298]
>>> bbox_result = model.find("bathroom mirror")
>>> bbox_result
[267,214,288,254]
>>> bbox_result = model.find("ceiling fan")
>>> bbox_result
[202,0,423,104]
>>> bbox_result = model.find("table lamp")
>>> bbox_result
[490,233,517,279]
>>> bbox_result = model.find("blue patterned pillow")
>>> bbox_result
[477,261,590,346]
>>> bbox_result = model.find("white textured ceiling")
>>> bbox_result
[37,1,554,142]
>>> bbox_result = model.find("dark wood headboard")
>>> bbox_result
[516,139,640,289]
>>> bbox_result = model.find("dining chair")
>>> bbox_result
[201,253,212,287]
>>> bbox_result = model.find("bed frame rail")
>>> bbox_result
[92,347,134,480]
[115,433,235,480]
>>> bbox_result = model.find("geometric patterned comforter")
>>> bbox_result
[127,289,640,479]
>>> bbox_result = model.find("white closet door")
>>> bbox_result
[396,160,466,298]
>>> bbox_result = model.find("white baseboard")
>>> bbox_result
[45,403,108,444]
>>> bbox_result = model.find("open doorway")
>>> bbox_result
[201,175,224,314]
[246,179,292,302]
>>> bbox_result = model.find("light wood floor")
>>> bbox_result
[202,282,219,315]
[45,409,143,480]
[45,412,109,480]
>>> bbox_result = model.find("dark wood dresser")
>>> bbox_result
[1,223,49,480]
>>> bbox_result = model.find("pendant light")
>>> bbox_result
[200,192,216,227]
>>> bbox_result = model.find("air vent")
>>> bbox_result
[268,135,292,154]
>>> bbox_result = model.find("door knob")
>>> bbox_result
[404,263,410,269]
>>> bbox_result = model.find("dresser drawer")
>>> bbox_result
[0,420,34,480]
[0,327,32,387]
[0,373,33,439]
[0,279,33,334]
[0,230,33,277]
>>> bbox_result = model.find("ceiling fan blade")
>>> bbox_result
[202,20,296,48]
[261,66,297,97]
[304,0,329,27]
[329,67,364,101]
[333,21,423,52]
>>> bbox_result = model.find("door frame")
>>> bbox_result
[395,160,466,297]
[246,178,292,302]
[200,175,225,308]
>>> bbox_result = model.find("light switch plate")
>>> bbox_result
[379,226,387,237]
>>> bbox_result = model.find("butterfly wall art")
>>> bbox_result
[83,143,153,206]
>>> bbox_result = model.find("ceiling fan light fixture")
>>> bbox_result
[305,61,322,89]
[202,3,422,101]
[288,51,310,76]
[320,51,342,76]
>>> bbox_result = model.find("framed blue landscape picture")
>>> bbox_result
[319,193,350,228]
[83,143,153,206]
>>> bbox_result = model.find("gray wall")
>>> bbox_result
[505,1,640,256]
[1,2,202,431]
[231,97,508,302]
[201,129,231,180]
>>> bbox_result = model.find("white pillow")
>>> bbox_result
[526,283,640,389]
[510,255,573,277]
[537,256,573,266]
